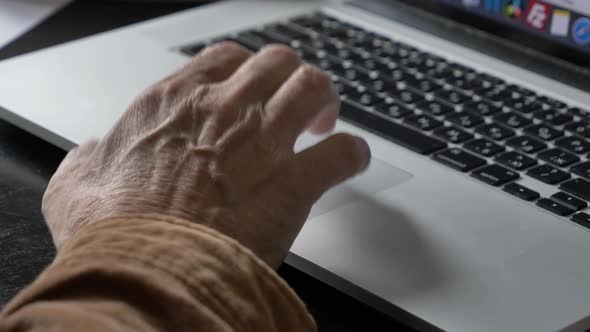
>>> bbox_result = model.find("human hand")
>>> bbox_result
[42,42,371,268]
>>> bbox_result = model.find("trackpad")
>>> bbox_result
[310,157,413,218]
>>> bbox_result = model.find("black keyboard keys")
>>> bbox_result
[433,126,473,144]
[571,161,590,180]
[472,164,519,186]
[433,148,486,172]
[495,151,537,171]
[572,212,590,229]
[555,136,590,154]
[375,102,414,119]
[524,124,564,141]
[560,178,590,201]
[565,121,590,138]
[503,98,543,114]
[506,136,547,154]
[347,89,384,107]
[538,148,580,168]
[538,95,567,109]
[405,114,443,131]
[447,111,484,128]
[536,198,575,216]
[464,138,504,157]
[494,113,532,129]
[551,192,587,211]
[434,89,471,105]
[463,100,501,116]
[527,164,571,185]
[389,88,424,105]
[534,109,573,126]
[340,100,446,154]
[404,76,442,93]
[415,100,454,116]
[503,183,540,201]
[476,123,515,141]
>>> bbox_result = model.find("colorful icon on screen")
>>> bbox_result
[505,0,526,19]
[525,0,550,30]
[573,17,590,45]
[484,0,502,13]
[550,10,571,37]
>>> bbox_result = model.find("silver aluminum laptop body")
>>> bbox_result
[1,1,590,331]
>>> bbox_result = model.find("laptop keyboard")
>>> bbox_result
[179,12,590,228]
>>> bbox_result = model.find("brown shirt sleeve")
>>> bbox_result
[0,216,316,332]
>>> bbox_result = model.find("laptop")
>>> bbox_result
[2,0,590,330]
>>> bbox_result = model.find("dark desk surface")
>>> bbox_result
[0,1,415,331]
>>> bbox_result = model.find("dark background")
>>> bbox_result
[0,1,415,331]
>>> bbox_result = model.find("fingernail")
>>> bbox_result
[353,136,371,171]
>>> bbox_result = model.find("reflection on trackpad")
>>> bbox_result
[309,157,413,219]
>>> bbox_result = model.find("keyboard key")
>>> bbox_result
[405,114,443,131]
[503,98,543,114]
[434,89,472,105]
[180,42,207,56]
[527,164,571,184]
[340,100,446,154]
[505,84,536,97]
[494,113,532,129]
[555,136,590,154]
[403,76,442,93]
[569,107,590,121]
[472,164,519,186]
[447,111,485,128]
[571,162,590,180]
[571,212,590,228]
[464,138,504,157]
[524,124,564,141]
[233,31,279,50]
[565,121,590,138]
[433,148,486,172]
[374,102,414,119]
[332,77,356,96]
[433,126,474,144]
[463,100,502,116]
[347,89,384,107]
[446,76,480,91]
[366,78,397,93]
[476,123,515,141]
[495,151,537,170]
[506,135,547,154]
[551,192,588,211]
[536,198,575,216]
[534,109,573,126]
[476,87,513,103]
[538,95,567,109]
[538,148,580,168]
[503,183,540,201]
[560,178,590,201]
[388,88,424,105]
[415,100,454,116]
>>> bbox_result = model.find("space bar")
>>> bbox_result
[340,100,447,155]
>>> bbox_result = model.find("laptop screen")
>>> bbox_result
[395,0,590,68]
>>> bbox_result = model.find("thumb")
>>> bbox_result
[288,133,371,204]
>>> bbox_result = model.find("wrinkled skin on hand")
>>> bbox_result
[42,43,371,268]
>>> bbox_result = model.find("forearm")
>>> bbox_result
[0,216,315,332]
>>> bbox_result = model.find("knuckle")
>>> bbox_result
[187,84,213,110]
[137,85,164,106]
[161,79,185,97]
[297,64,331,90]
[260,44,300,65]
